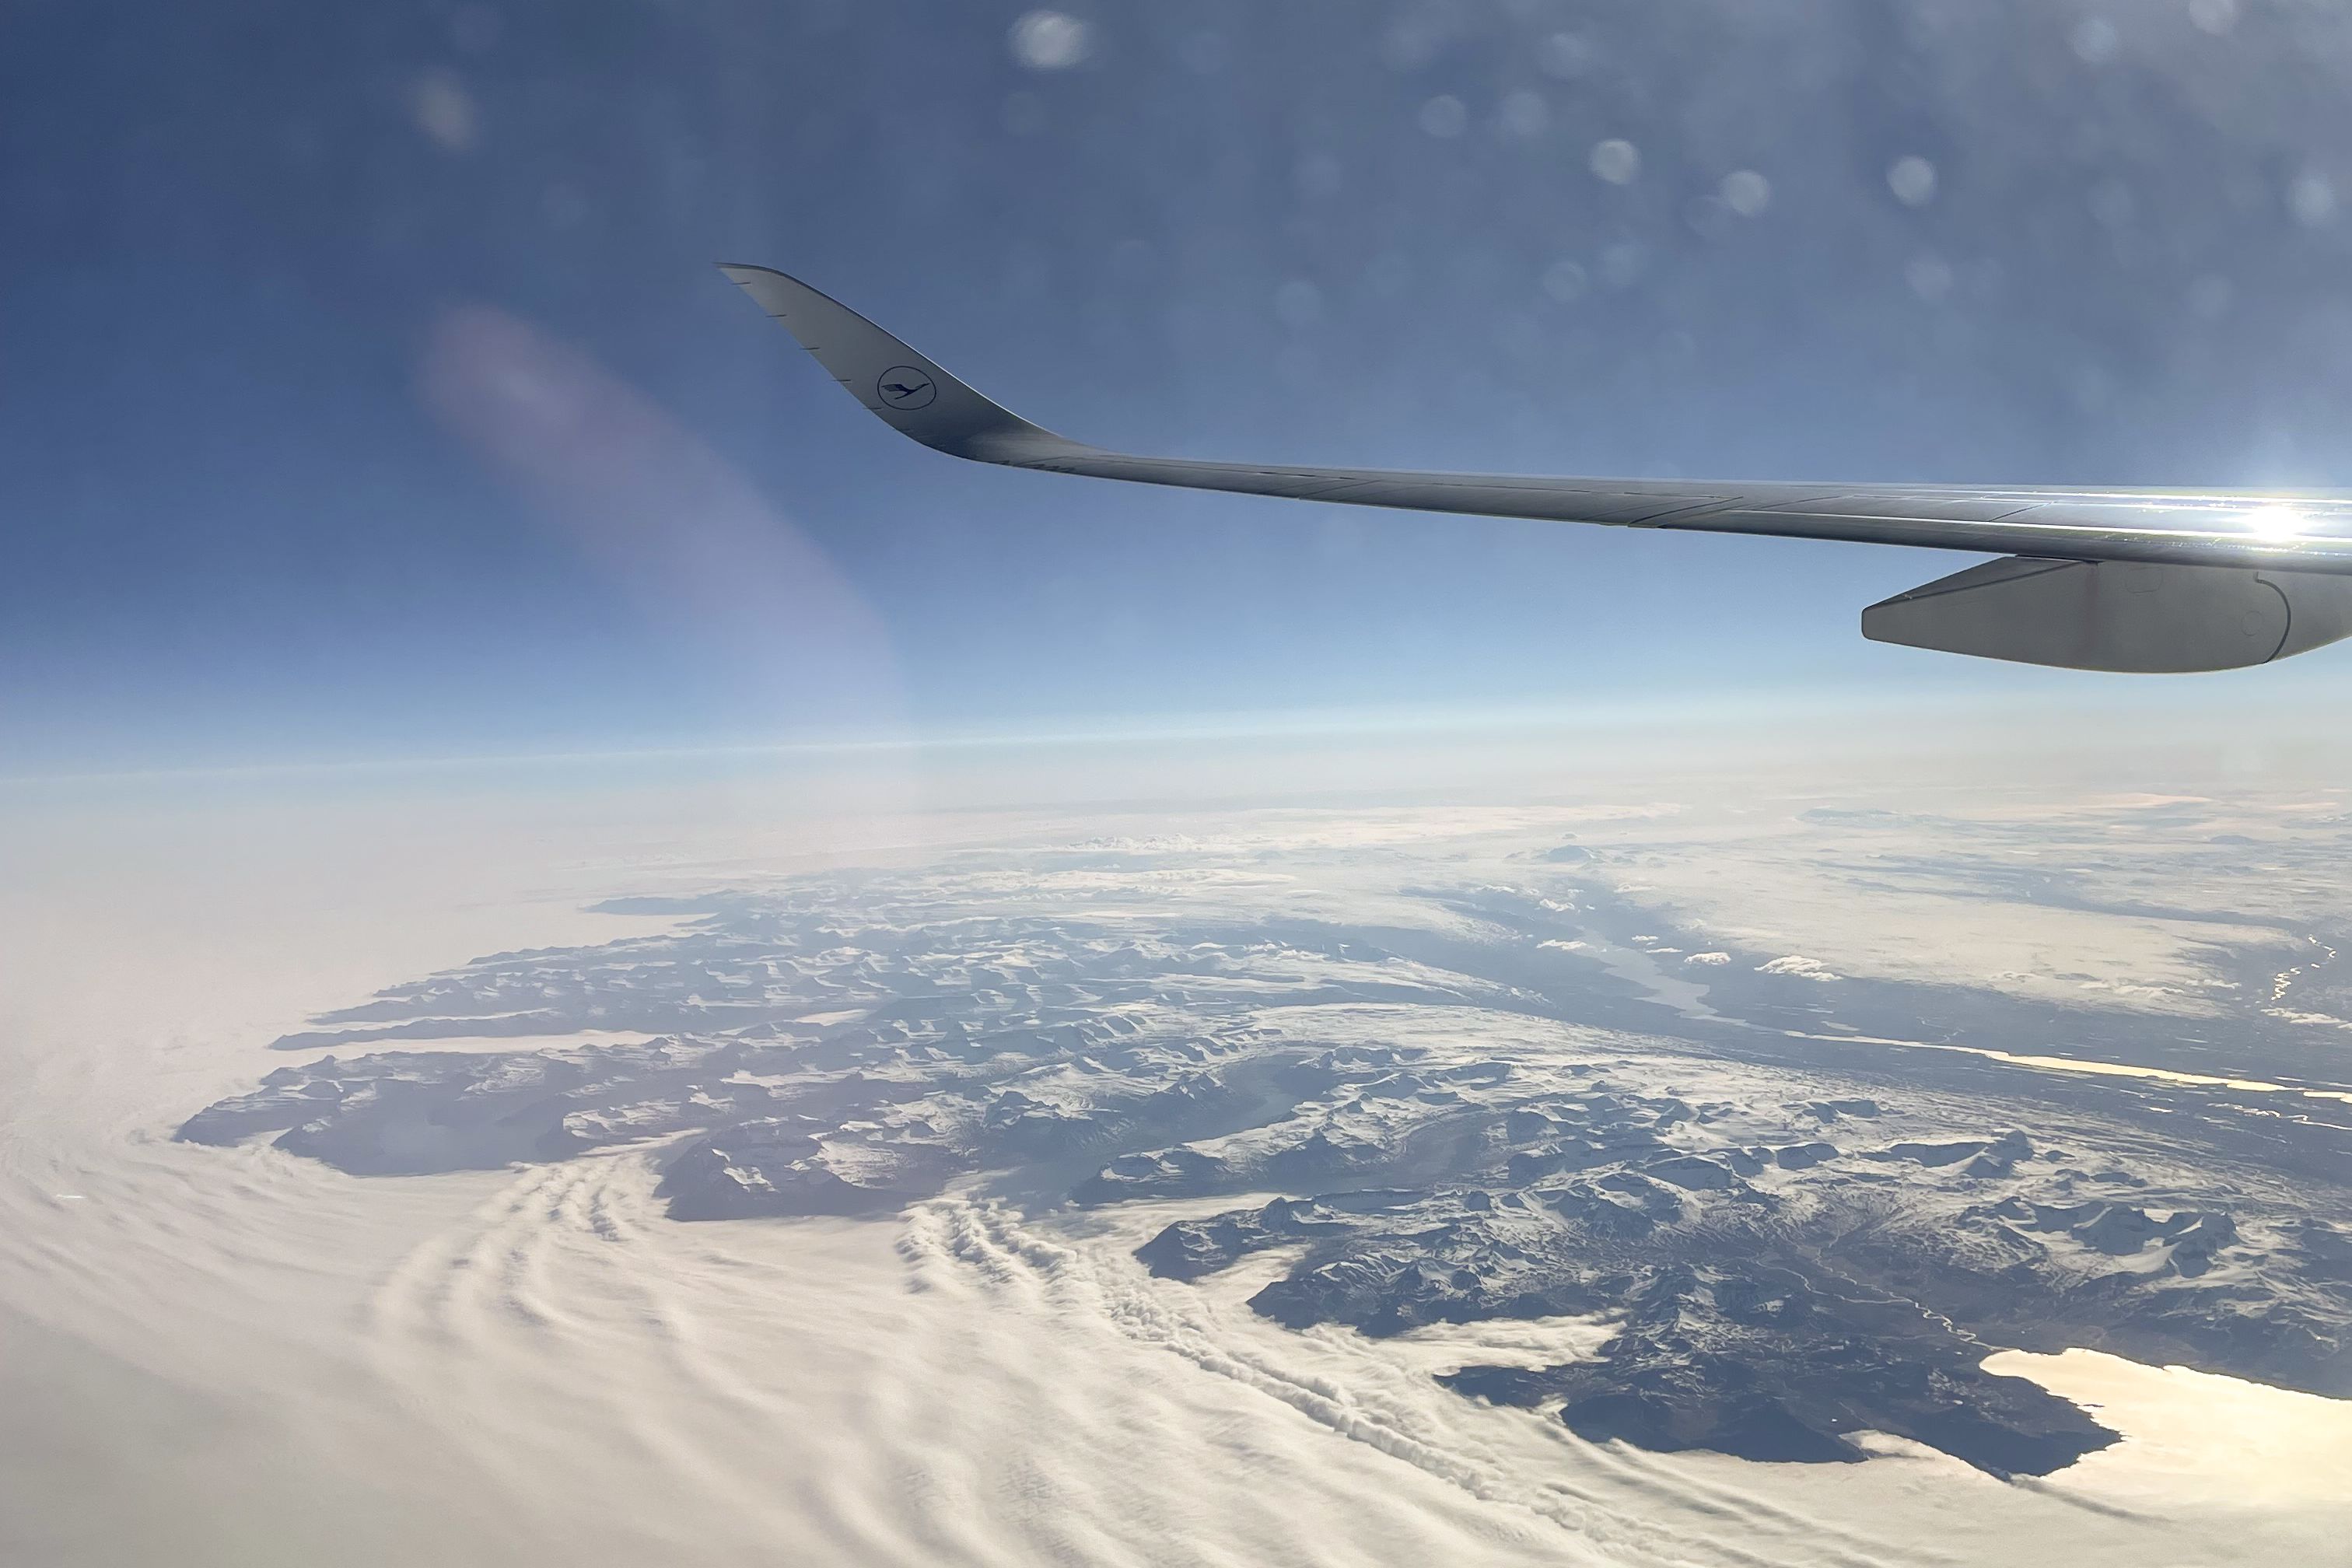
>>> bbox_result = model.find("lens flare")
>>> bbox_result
[2242,505,2308,541]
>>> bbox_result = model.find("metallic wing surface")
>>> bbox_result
[719,262,2352,671]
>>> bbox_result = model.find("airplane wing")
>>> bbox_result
[718,261,2352,671]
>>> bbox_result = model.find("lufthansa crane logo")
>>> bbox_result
[877,366,936,411]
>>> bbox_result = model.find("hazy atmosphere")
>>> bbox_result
[7,4,2352,1566]
[19,0,2352,768]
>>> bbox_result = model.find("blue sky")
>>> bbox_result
[11,0,2352,774]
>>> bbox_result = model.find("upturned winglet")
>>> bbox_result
[716,264,1078,464]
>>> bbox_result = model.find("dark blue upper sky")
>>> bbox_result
[11,0,2352,772]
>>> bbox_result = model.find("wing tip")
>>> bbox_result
[717,261,1073,464]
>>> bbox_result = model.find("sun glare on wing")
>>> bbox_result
[2242,504,2308,541]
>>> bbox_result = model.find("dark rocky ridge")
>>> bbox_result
[179,845,2352,1479]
